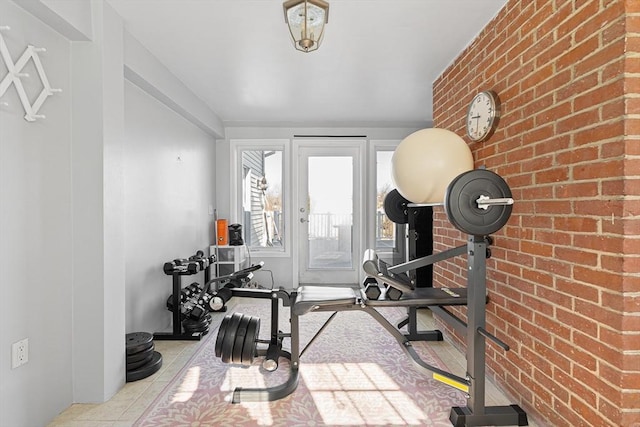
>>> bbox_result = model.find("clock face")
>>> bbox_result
[466,91,500,142]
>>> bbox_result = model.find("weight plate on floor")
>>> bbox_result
[126,351,163,382]
[125,332,154,355]
[215,314,232,358]
[231,315,252,364]
[241,316,260,365]
[183,316,209,329]
[383,189,410,224]
[126,342,155,363]
[444,169,513,236]
[220,312,244,364]
[126,352,154,371]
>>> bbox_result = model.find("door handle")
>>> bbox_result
[300,218,308,223]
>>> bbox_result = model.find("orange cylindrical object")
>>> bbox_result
[216,219,228,245]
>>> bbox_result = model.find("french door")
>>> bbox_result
[295,142,363,285]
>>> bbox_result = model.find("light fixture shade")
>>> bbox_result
[283,0,329,53]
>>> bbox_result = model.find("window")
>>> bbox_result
[231,140,289,254]
[376,150,396,250]
[371,141,405,264]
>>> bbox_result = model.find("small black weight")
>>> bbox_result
[126,342,155,363]
[444,169,513,236]
[241,316,260,365]
[231,315,252,364]
[386,286,403,301]
[362,276,382,300]
[126,332,154,355]
[383,189,410,224]
[126,351,163,382]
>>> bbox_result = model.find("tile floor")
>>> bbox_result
[48,306,537,426]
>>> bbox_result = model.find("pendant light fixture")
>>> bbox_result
[283,0,329,53]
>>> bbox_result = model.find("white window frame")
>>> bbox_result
[230,139,291,257]
[367,140,403,258]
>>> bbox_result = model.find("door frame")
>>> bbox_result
[292,139,366,286]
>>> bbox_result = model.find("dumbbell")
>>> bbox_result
[189,250,212,269]
[385,285,403,301]
[197,292,213,308]
[163,260,188,274]
[362,277,382,300]
[208,287,233,312]
[166,295,194,320]
[187,304,208,321]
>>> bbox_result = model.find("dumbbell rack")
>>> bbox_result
[154,257,212,341]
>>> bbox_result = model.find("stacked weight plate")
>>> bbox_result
[126,332,163,382]
[183,312,212,335]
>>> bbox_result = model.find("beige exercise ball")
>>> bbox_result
[391,128,474,203]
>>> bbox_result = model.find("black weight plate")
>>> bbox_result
[221,312,244,364]
[383,189,410,224]
[126,352,154,371]
[126,332,153,355]
[183,317,209,329]
[186,325,209,336]
[126,351,163,382]
[126,342,155,363]
[241,316,260,365]
[214,314,232,358]
[444,169,513,236]
[231,315,252,364]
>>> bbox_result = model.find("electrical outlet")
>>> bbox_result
[11,338,28,369]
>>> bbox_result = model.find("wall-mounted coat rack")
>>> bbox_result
[0,26,61,122]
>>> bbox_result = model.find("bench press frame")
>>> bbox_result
[217,234,527,426]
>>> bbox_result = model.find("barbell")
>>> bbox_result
[384,169,514,236]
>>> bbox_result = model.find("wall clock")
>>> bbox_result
[466,90,500,142]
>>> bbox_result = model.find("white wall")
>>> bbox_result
[1,1,221,424]
[124,81,216,333]
[0,2,73,425]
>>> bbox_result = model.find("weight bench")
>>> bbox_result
[218,235,526,426]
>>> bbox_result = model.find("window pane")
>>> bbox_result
[376,150,395,250]
[241,150,283,249]
[307,156,353,269]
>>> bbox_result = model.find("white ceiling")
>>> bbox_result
[107,0,507,128]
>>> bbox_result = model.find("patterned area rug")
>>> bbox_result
[135,299,466,426]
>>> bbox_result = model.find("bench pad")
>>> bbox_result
[293,286,358,316]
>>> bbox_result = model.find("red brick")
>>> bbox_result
[575,299,623,333]
[557,1,600,41]
[569,393,609,427]
[573,120,624,145]
[556,35,600,72]
[573,159,624,180]
[555,278,600,304]
[556,307,598,337]
[555,181,599,199]
[574,80,624,113]
[556,72,599,102]
[556,109,601,134]
[534,256,572,278]
[573,200,625,218]
[573,362,622,402]
[554,245,598,265]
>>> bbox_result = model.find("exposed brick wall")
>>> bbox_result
[431,1,639,426]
